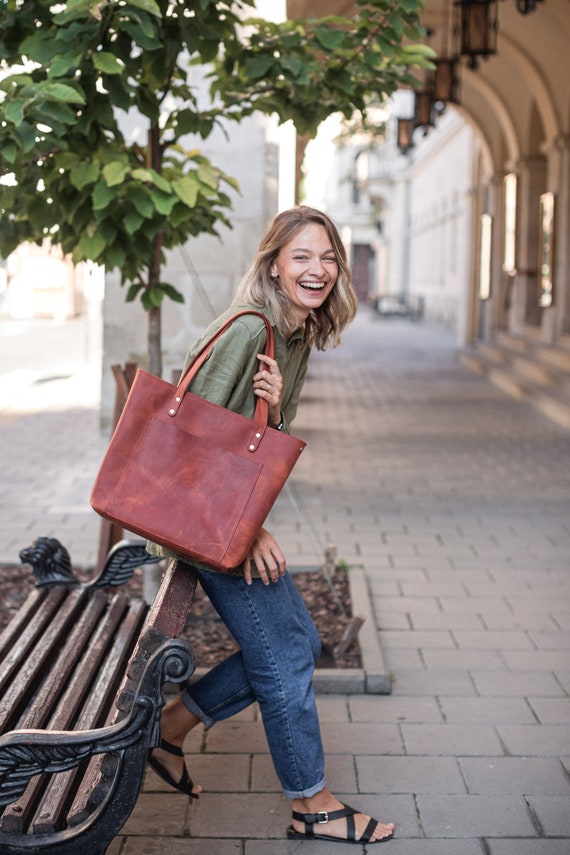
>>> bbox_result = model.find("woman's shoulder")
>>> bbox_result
[215,304,273,341]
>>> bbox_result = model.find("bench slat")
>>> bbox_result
[0,594,135,834]
[0,587,47,661]
[68,565,196,828]
[0,588,85,732]
[33,598,148,834]
[0,587,67,700]
[18,591,109,731]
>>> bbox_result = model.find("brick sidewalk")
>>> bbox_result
[1,309,569,853]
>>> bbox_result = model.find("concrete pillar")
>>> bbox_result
[511,155,547,332]
[541,134,570,340]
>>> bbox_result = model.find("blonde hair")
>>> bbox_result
[232,206,357,350]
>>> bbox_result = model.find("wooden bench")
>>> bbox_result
[0,537,198,855]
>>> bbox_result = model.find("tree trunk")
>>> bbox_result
[148,305,162,378]
[147,124,163,378]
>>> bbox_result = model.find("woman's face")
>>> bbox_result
[272,223,339,326]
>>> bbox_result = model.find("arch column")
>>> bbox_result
[510,155,546,333]
[541,134,570,340]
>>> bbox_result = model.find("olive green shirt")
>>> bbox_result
[146,303,311,574]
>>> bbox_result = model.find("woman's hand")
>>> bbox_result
[254,354,283,428]
[244,527,286,585]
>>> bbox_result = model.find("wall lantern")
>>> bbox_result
[397,118,415,154]
[454,0,498,69]
[392,89,416,154]
[433,58,459,106]
[515,0,543,13]
[414,90,435,131]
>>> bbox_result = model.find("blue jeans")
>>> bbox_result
[180,564,326,799]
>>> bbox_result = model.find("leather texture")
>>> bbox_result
[90,311,306,572]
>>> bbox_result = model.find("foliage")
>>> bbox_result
[0,0,244,312]
[0,0,432,374]
[213,0,434,138]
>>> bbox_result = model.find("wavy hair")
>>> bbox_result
[231,206,357,350]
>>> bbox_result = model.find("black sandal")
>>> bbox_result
[147,738,200,799]
[287,803,393,845]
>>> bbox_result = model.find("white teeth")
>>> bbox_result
[299,281,324,290]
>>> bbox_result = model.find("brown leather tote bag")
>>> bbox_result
[90,311,306,572]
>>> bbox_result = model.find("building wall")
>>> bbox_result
[406,112,477,342]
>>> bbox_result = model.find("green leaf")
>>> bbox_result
[70,161,100,191]
[150,189,178,216]
[104,243,127,270]
[92,180,116,211]
[126,282,144,302]
[130,188,154,218]
[40,100,77,127]
[125,0,163,19]
[54,0,94,23]
[124,208,145,234]
[78,230,106,260]
[174,108,200,135]
[122,19,162,51]
[401,43,437,57]
[161,282,185,303]
[13,121,37,153]
[142,286,164,310]
[197,162,219,190]
[1,141,19,165]
[314,24,345,51]
[280,55,307,79]
[131,167,171,193]
[244,55,274,82]
[41,82,86,104]
[172,174,200,208]
[388,12,404,40]
[4,100,25,126]
[92,51,124,75]
[0,74,34,93]
[49,53,83,77]
[103,160,130,187]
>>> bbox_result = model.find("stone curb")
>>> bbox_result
[312,563,392,695]
[189,563,391,695]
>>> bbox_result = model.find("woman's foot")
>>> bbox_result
[290,789,394,844]
[148,697,202,798]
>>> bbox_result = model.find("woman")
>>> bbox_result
[147,206,395,845]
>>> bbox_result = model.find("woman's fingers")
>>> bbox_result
[253,355,283,425]
[245,528,286,586]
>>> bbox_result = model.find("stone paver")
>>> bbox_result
[1,309,569,851]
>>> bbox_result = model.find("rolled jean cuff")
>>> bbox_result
[282,775,327,800]
[180,690,215,729]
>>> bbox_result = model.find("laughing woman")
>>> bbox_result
[147,206,395,845]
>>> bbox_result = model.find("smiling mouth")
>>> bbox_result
[299,281,326,292]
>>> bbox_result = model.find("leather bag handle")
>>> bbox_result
[166,310,274,452]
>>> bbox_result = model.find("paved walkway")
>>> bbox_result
[1,308,569,854]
